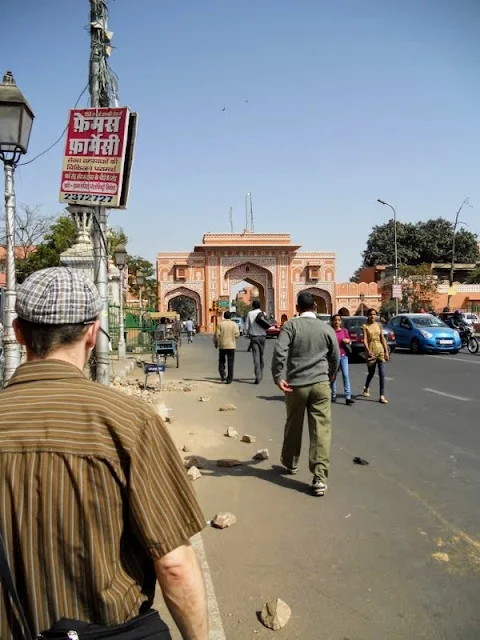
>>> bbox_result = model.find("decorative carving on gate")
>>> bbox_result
[278,255,289,310]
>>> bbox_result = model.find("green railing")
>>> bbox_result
[108,304,157,353]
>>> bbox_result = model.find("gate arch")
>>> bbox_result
[164,287,202,327]
[224,262,275,317]
[295,286,332,314]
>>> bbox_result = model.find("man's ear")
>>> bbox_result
[85,321,100,349]
[13,318,26,345]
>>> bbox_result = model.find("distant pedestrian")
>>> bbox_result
[185,317,194,343]
[245,299,269,383]
[214,311,240,383]
[330,314,355,405]
[0,267,208,639]
[272,292,340,497]
[362,308,389,404]
[154,318,166,340]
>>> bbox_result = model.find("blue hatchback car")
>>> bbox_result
[386,313,461,354]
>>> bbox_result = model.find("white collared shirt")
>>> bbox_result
[299,312,317,318]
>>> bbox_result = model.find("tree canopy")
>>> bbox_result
[16,215,76,282]
[354,217,479,279]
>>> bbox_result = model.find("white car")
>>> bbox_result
[462,312,480,326]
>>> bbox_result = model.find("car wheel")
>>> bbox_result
[451,349,459,355]
[410,338,421,354]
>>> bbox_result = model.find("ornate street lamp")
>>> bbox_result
[114,244,127,359]
[377,199,399,316]
[0,71,35,384]
[359,292,365,316]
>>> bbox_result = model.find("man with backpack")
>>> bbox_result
[272,292,340,497]
[0,268,208,640]
[245,299,269,384]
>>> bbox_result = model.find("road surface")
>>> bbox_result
[175,335,480,639]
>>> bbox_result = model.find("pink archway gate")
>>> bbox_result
[296,286,332,314]
[164,286,202,327]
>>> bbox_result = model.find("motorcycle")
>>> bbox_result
[459,325,479,354]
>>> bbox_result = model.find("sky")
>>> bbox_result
[3,0,480,281]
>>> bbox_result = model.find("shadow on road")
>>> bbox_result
[185,456,311,495]
[256,395,285,402]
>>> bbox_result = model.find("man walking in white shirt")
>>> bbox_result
[245,299,268,384]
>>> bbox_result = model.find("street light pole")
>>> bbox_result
[136,271,145,329]
[3,162,20,381]
[0,71,35,385]
[114,244,127,359]
[377,199,399,315]
[448,198,470,310]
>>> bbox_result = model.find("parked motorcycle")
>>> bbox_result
[459,325,479,354]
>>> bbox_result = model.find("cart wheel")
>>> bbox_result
[176,350,180,368]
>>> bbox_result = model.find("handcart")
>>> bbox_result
[152,338,180,368]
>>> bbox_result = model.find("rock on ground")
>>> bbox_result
[212,512,236,529]
[184,457,203,469]
[219,404,237,412]
[182,445,192,453]
[225,427,238,439]
[241,434,256,443]
[217,459,242,468]
[187,466,202,481]
[253,449,269,460]
[199,396,211,402]
[260,598,291,631]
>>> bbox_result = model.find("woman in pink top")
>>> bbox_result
[330,314,355,405]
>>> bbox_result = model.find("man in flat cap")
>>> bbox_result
[0,268,208,640]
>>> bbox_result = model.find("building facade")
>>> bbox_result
[157,232,381,331]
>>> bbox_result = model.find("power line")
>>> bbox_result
[17,84,89,167]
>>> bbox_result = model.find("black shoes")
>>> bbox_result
[346,398,355,406]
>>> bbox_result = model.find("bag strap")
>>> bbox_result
[0,529,34,640]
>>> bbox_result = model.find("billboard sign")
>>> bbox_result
[392,284,402,299]
[59,107,130,208]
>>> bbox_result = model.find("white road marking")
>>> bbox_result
[191,533,226,639]
[431,355,480,365]
[423,388,471,402]
[385,377,395,381]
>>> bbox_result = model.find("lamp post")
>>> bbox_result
[114,244,127,359]
[136,271,145,333]
[377,199,399,316]
[0,71,34,384]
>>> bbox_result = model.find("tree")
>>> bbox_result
[354,217,479,279]
[0,204,56,257]
[465,268,480,284]
[127,255,157,308]
[16,215,76,282]
[168,296,197,320]
[107,226,128,261]
[234,300,251,318]
[398,264,438,312]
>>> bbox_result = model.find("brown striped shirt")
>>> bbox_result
[0,360,206,638]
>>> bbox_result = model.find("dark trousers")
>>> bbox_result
[365,360,386,396]
[250,336,266,382]
[40,609,171,639]
[219,348,235,382]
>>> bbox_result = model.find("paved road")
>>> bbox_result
[180,335,480,639]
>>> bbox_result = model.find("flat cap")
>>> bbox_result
[16,267,103,325]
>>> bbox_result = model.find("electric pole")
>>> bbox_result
[448,197,471,309]
[90,0,111,384]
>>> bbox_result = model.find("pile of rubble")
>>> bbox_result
[110,377,197,404]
